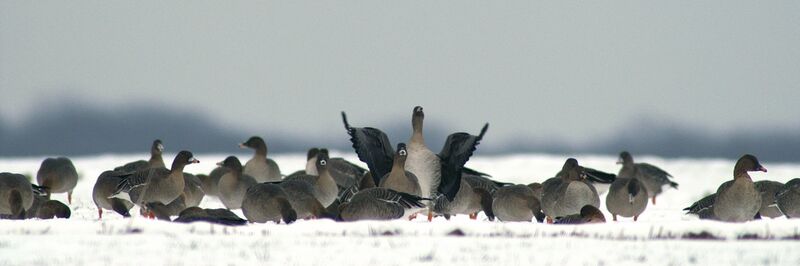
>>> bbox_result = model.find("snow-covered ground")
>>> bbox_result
[1,152,799,266]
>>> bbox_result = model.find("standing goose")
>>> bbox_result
[342,108,488,219]
[617,151,678,205]
[92,170,134,218]
[378,143,422,196]
[541,158,600,223]
[776,178,800,218]
[284,149,339,207]
[712,154,766,222]
[553,205,606,224]
[110,151,198,215]
[217,156,258,210]
[0,173,34,219]
[241,183,298,224]
[606,177,648,221]
[431,180,495,221]
[115,139,165,172]
[239,136,282,182]
[36,157,79,204]
[492,184,545,222]
[339,187,429,221]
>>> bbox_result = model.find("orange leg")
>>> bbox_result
[68,192,73,205]
[148,210,155,219]
[634,215,639,222]
[408,213,417,221]
[651,196,656,205]
[98,207,103,219]
[546,216,553,224]
[469,213,477,220]
[427,210,434,222]
[613,214,618,222]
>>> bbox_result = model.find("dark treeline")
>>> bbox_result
[1,105,798,163]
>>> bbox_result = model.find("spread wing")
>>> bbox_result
[342,112,395,185]
[437,123,488,201]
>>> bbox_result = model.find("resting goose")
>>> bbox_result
[492,184,545,222]
[711,154,766,222]
[685,180,784,219]
[284,149,338,207]
[338,187,429,221]
[541,158,600,223]
[303,149,367,191]
[241,183,297,224]
[553,205,606,224]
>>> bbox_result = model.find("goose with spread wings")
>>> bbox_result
[342,108,488,205]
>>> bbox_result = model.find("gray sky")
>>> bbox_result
[2,1,799,146]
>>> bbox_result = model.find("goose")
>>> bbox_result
[241,183,297,224]
[617,151,678,205]
[239,136,282,182]
[109,151,198,217]
[541,158,600,223]
[342,107,488,220]
[115,139,165,172]
[776,178,800,218]
[26,188,70,219]
[217,156,258,210]
[147,203,247,226]
[605,177,648,221]
[36,157,79,204]
[492,184,545,222]
[685,180,784,219]
[92,170,134,218]
[431,180,495,221]
[0,172,34,218]
[302,148,368,191]
[553,205,606,224]
[709,154,766,222]
[284,149,338,207]
[338,187,429,221]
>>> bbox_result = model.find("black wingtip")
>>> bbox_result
[478,123,489,139]
[670,181,679,189]
[341,111,351,131]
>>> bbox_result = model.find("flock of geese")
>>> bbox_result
[2,106,800,226]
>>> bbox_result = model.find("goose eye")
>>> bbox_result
[399,150,407,156]
[320,160,327,166]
